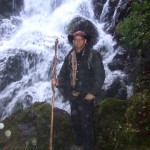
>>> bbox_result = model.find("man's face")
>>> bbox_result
[73,35,87,50]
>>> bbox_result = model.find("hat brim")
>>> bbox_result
[68,35,91,44]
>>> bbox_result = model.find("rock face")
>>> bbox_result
[0,49,39,119]
[105,77,127,100]
[92,0,131,33]
[0,53,23,92]
[92,0,106,20]
[67,16,99,47]
[141,47,150,73]
[108,51,128,71]
[91,0,132,101]
[0,50,38,92]
[0,0,23,18]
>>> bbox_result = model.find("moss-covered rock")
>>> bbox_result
[0,102,73,150]
[66,16,99,48]
[94,98,128,150]
[95,90,150,150]
[122,90,150,149]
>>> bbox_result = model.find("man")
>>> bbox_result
[52,30,105,150]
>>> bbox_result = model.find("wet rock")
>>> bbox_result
[92,0,106,20]
[18,123,36,141]
[94,98,128,149]
[12,95,33,114]
[92,0,131,34]
[67,16,99,47]
[0,0,23,17]
[141,47,150,73]
[1,102,73,150]
[108,51,128,71]
[0,17,22,41]
[105,77,127,100]
[0,49,38,92]
[0,53,23,92]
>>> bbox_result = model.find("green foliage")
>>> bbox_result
[117,0,150,96]
[134,72,150,92]
[94,98,128,150]
[123,90,150,148]
[117,0,150,50]
[95,90,150,150]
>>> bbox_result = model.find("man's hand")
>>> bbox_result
[51,79,59,87]
[85,93,95,101]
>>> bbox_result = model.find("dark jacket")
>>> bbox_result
[57,47,105,99]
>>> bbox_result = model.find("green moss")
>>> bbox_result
[123,90,150,148]
[116,0,150,50]
[94,98,128,150]
[0,102,73,150]
[134,73,150,93]
[95,92,150,150]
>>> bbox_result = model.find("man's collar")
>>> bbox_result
[75,46,86,56]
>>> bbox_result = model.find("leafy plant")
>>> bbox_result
[117,0,150,50]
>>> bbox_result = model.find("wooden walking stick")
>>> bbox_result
[50,39,58,150]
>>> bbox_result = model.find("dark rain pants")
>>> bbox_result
[70,95,95,150]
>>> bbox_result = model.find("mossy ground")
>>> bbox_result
[0,102,73,150]
[94,90,150,150]
[0,90,150,150]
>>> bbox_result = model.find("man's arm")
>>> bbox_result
[52,55,69,88]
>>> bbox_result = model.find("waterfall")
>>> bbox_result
[100,0,130,30]
[112,0,124,24]
[0,0,130,120]
[100,0,110,23]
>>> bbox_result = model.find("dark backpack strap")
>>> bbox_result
[87,50,94,69]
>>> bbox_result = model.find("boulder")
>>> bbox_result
[0,52,23,92]
[94,98,128,150]
[95,90,150,149]
[104,77,127,100]
[67,16,99,47]
[108,51,128,71]
[0,102,73,150]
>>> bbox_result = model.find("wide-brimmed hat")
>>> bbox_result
[68,30,91,44]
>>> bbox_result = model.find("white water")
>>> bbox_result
[0,0,128,120]
[100,0,109,23]
[100,0,129,30]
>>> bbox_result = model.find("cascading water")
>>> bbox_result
[100,0,130,31]
[0,0,130,120]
